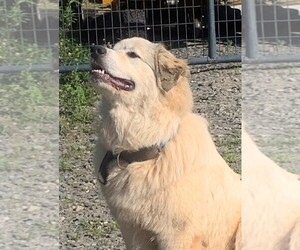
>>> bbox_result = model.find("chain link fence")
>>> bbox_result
[59,0,242,71]
[1,0,300,72]
[0,0,58,72]
[244,0,300,63]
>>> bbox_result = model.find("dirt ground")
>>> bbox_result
[243,63,300,174]
[59,61,241,249]
[0,74,59,249]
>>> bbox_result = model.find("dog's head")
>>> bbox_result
[91,37,191,103]
[91,37,193,150]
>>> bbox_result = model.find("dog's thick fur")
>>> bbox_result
[93,37,241,250]
[242,128,300,250]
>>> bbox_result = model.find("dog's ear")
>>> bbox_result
[155,45,188,92]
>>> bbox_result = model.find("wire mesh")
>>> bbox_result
[215,1,242,56]
[2,1,300,71]
[0,0,243,72]
[0,0,58,70]
[255,0,300,56]
[60,0,242,62]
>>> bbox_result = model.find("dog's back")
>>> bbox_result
[242,129,300,250]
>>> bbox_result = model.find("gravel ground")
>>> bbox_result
[59,54,241,249]
[0,74,59,249]
[243,63,300,174]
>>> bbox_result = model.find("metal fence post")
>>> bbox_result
[243,0,258,59]
[208,0,217,60]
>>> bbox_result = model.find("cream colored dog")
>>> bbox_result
[242,128,300,250]
[91,37,241,250]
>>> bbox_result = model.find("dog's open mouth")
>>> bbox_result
[92,64,135,91]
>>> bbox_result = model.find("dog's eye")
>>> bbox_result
[127,51,140,59]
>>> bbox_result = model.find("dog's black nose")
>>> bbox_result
[91,45,107,55]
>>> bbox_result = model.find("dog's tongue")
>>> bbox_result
[104,74,133,91]
[93,69,134,91]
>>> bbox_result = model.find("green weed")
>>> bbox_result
[216,134,241,174]
[79,221,104,238]
[59,35,97,124]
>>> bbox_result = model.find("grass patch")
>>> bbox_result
[59,0,97,132]
[59,36,98,182]
[74,220,120,239]
[60,158,72,172]
[80,221,104,238]
[59,72,96,124]
[262,135,300,148]
[216,134,241,174]
[254,135,300,174]
[222,152,239,164]
[217,134,240,147]
[270,153,292,165]
[59,36,97,125]
[0,38,56,129]
[107,221,120,232]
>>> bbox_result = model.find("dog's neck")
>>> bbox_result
[97,99,180,154]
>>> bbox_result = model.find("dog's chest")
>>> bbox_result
[99,160,173,229]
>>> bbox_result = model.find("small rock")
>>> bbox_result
[73,205,84,212]
[287,77,296,82]
[28,205,40,212]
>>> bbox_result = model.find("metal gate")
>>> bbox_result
[0,0,58,73]
[244,0,300,63]
[59,0,242,70]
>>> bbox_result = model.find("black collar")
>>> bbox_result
[99,145,163,185]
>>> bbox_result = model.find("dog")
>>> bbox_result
[91,37,241,250]
[242,127,300,250]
